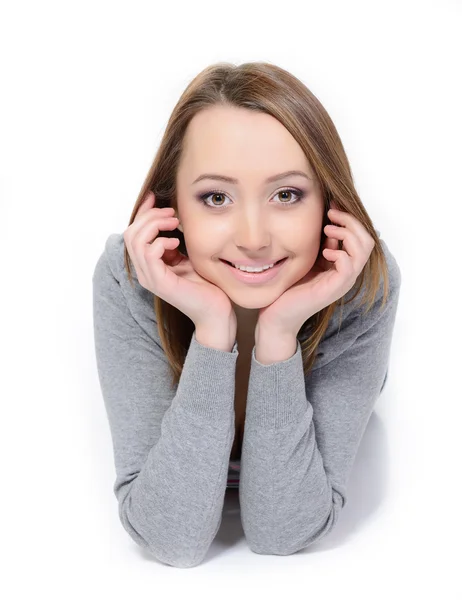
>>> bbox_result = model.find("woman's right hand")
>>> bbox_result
[123,191,236,331]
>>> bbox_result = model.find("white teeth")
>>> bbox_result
[233,263,275,273]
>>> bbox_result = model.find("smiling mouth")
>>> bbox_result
[220,258,287,269]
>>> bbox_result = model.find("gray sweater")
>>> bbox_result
[92,229,401,568]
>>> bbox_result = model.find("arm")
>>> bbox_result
[92,234,238,568]
[239,247,401,555]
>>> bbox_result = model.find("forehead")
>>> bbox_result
[180,106,311,178]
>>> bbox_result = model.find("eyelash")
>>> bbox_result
[196,187,306,209]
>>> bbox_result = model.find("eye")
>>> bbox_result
[196,187,306,208]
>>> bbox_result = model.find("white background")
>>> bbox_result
[1,0,461,597]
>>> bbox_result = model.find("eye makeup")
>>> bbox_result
[195,187,307,209]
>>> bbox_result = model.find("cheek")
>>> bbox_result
[187,232,213,256]
[181,229,220,272]
[287,233,323,279]
[291,225,322,256]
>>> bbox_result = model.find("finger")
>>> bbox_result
[316,235,337,270]
[322,248,356,278]
[141,236,180,286]
[324,224,362,261]
[128,197,175,241]
[137,191,155,216]
[324,236,339,251]
[130,217,179,280]
[136,192,175,224]
[137,216,179,245]
[328,209,372,246]
[124,215,174,279]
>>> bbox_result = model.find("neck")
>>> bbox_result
[232,303,259,345]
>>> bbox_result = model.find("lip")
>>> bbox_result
[222,257,286,268]
[220,257,288,284]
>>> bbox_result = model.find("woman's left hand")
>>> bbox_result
[256,207,376,336]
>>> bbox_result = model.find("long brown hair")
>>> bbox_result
[123,61,390,389]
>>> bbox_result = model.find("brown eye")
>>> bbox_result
[196,187,306,209]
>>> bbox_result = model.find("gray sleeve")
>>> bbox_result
[239,239,401,555]
[92,235,239,568]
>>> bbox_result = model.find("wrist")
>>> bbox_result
[195,319,237,353]
[255,325,298,364]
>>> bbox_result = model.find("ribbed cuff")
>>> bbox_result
[172,331,238,423]
[245,338,309,429]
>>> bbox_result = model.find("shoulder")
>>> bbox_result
[94,232,131,281]
[375,229,402,298]
[93,231,161,337]
[95,231,149,289]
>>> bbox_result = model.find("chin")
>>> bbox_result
[228,287,284,308]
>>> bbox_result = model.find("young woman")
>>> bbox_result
[92,61,401,568]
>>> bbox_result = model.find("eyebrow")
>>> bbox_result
[191,170,313,185]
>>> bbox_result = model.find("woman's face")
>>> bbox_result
[175,105,325,320]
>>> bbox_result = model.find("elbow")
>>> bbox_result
[148,547,207,569]
[248,489,345,557]
[118,488,211,568]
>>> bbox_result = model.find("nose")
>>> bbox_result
[234,212,271,252]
